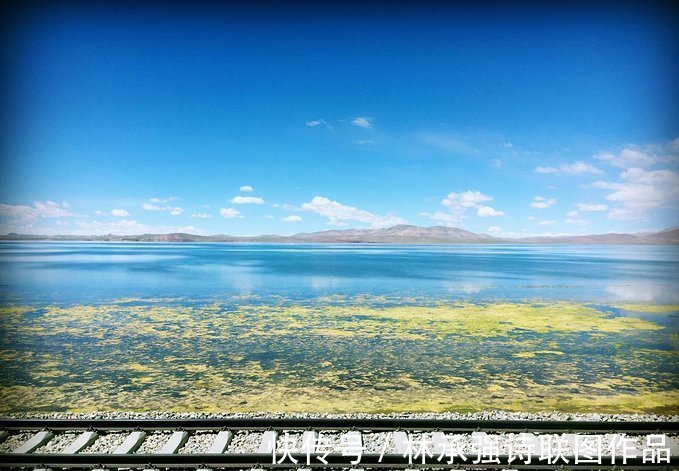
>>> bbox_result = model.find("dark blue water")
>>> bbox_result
[1,242,677,304]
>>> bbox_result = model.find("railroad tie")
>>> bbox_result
[257,430,278,454]
[393,431,410,455]
[206,430,232,453]
[112,431,146,454]
[11,431,53,454]
[62,431,98,454]
[300,430,317,454]
[431,431,448,455]
[341,430,363,454]
[157,431,189,454]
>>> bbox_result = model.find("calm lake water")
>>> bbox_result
[1,242,678,304]
[0,242,677,413]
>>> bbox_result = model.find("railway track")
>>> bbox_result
[0,417,677,469]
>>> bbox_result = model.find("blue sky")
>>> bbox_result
[1,2,678,237]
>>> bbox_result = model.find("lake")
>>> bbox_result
[0,242,677,413]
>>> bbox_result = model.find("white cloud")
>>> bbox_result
[531,196,556,209]
[566,210,579,218]
[111,209,130,217]
[476,206,504,217]
[534,161,603,175]
[576,203,607,212]
[432,190,503,224]
[142,200,183,215]
[230,196,264,205]
[219,207,241,219]
[301,196,406,228]
[491,159,502,168]
[357,139,374,145]
[69,219,199,236]
[420,211,465,225]
[149,196,179,204]
[94,210,103,215]
[590,167,679,219]
[503,142,514,148]
[351,117,372,128]
[442,191,492,209]
[239,185,254,192]
[538,220,557,226]
[594,139,678,168]
[527,216,539,221]
[0,201,76,221]
[1,218,204,237]
[191,213,212,219]
[487,226,503,234]
[282,215,302,222]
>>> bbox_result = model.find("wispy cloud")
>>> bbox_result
[0,201,76,221]
[191,213,212,219]
[576,203,607,212]
[538,219,557,226]
[594,138,679,168]
[534,161,603,175]
[351,117,372,128]
[282,215,302,222]
[111,209,130,217]
[305,119,332,129]
[149,196,179,204]
[141,203,184,216]
[417,132,478,155]
[239,185,254,192]
[230,196,264,205]
[531,196,556,209]
[419,211,464,225]
[301,195,405,228]
[219,207,241,219]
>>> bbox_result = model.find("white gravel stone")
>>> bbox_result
[81,433,129,454]
[363,432,394,453]
[227,431,261,453]
[135,432,172,454]
[0,432,31,453]
[179,431,214,453]
[34,433,78,453]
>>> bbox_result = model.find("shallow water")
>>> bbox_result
[1,242,678,304]
[0,242,677,413]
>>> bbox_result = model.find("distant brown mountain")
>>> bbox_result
[1,225,677,244]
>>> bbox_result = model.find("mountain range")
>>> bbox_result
[2,224,678,244]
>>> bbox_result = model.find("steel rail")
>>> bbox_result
[0,452,675,470]
[0,418,676,433]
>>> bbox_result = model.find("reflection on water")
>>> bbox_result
[1,242,678,304]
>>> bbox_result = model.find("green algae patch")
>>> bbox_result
[0,297,676,413]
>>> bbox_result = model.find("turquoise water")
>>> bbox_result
[1,242,678,304]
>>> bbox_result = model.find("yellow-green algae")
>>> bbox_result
[0,299,677,414]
